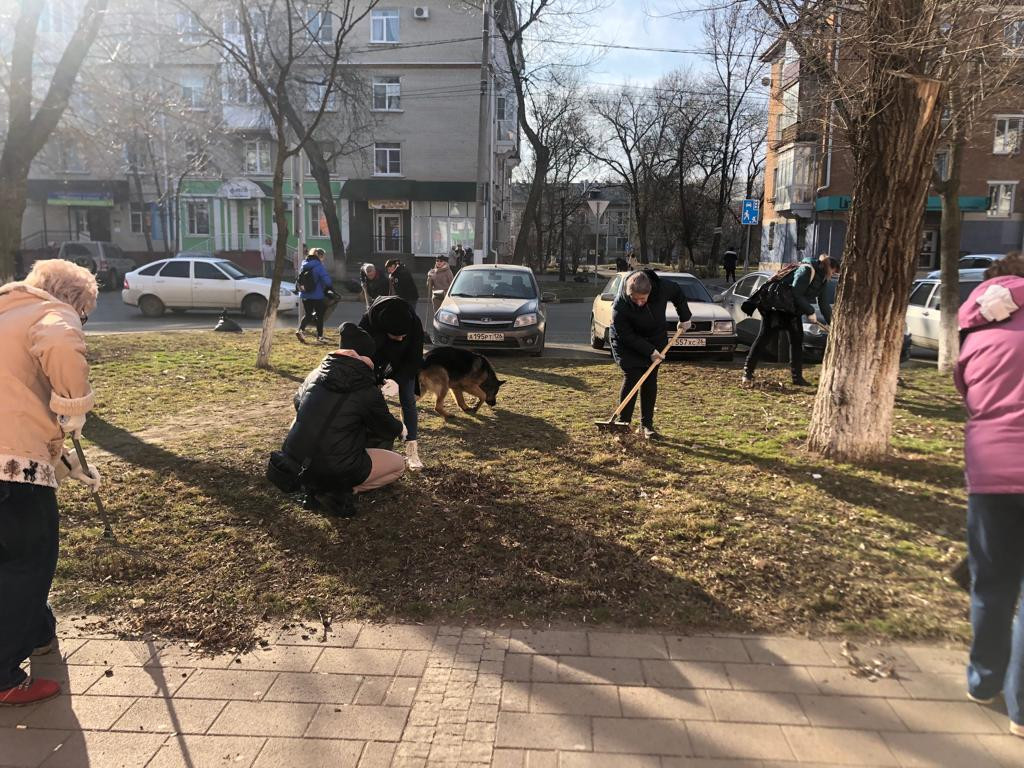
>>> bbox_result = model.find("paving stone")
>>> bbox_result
[560,752,660,767]
[783,726,899,765]
[820,641,922,674]
[111,696,228,734]
[355,676,392,706]
[145,734,267,768]
[508,630,588,656]
[662,759,765,767]
[531,655,559,683]
[467,702,499,722]
[495,712,591,750]
[556,656,645,685]
[588,632,669,659]
[491,748,525,767]
[882,732,991,767]
[523,749,559,767]
[252,736,363,767]
[0,703,39,727]
[459,739,494,762]
[305,704,410,741]
[275,622,362,647]
[22,694,136,730]
[173,669,279,700]
[38,731,166,768]
[30,638,87,661]
[798,694,907,731]
[705,689,807,725]
[530,683,622,716]
[387,678,421,707]
[901,646,969,676]
[359,741,398,767]
[208,700,318,737]
[897,673,971,701]
[232,645,324,672]
[315,648,404,676]
[0,728,70,768]
[143,645,238,669]
[642,660,732,690]
[666,636,750,663]
[743,637,834,667]
[63,639,157,667]
[687,722,795,761]
[888,699,1002,734]
[806,666,911,699]
[356,624,438,650]
[79,665,194,698]
[592,717,691,756]
[977,733,1024,768]
[725,663,818,694]
[263,671,362,704]
[504,654,532,681]
[28,663,106,695]
[464,721,496,742]
[619,686,713,721]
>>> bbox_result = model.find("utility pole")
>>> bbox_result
[473,0,492,258]
[558,191,566,282]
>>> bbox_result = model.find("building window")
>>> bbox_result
[767,221,776,249]
[223,64,256,104]
[58,138,85,173]
[247,205,260,237]
[374,142,401,176]
[222,9,241,36]
[176,11,203,42]
[244,140,270,174]
[124,140,148,173]
[181,75,208,110]
[307,9,333,42]
[372,77,401,111]
[777,82,799,137]
[305,82,337,112]
[1007,20,1024,49]
[934,150,950,182]
[306,141,336,175]
[187,200,211,235]
[796,218,808,250]
[309,202,329,237]
[371,9,399,43]
[993,116,1023,154]
[130,202,151,234]
[988,182,1017,218]
[496,96,508,121]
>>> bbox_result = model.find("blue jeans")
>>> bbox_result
[0,482,59,690]
[397,377,418,442]
[967,493,1024,723]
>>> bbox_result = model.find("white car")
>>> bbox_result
[906,269,986,349]
[590,271,738,360]
[122,256,298,318]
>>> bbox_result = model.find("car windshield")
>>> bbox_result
[662,276,713,303]
[449,270,537,299]
[216,261,256,280]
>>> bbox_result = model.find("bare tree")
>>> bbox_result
[0,0,109,282]
[753,0,1024,460]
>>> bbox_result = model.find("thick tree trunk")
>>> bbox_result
[514,150,549,265]
[807,77,943,461]
[305,151,345,274]
[256,144,291,369]
[936,136,965,373]
[0,173,30,282]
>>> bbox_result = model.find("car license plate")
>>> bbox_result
[467,332,504,341]
[673,337,706,347]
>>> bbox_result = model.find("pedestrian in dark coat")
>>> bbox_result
[609,269,692,439]
[385,259,419,306]
[723,247,739,284]
[284,323,405,517]
[358,296,425,470]
[360,263,389,304]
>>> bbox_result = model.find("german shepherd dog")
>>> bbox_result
[419,347,505,418]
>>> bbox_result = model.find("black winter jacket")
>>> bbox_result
[361,272,389,302]
[284,353,403,490]
[610,270,693,370]
[389,264,419,305]
[358,296,425,384]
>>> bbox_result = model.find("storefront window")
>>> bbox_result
[412,201,476,256]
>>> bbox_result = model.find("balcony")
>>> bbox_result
[223,105,273,132]
[496,118,518,150]
[773,183,815,217]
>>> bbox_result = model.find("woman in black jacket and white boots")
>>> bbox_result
[284,323,405,517]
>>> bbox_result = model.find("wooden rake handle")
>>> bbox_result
[611,326,686,421]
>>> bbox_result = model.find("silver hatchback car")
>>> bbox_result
[430,265,550,356]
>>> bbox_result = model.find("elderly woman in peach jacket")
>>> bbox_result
[0,259,101,707]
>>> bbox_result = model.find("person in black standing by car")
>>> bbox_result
[385,258,419,307]
[723,247,739,284]
[610,270,692,440]
[742,254,838,387]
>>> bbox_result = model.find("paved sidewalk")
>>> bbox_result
[3,620,1022,768]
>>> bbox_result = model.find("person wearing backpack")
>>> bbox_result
[741,254,838,387]
[295,248,333,344]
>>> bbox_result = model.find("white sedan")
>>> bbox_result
[122,256,299,318]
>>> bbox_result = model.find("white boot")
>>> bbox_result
[405,439,424,470]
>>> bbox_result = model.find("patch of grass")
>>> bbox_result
[55,331,970,650]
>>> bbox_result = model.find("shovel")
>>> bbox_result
[596,326,685,433]
[70,437,114,541]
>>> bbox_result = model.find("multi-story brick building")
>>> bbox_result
[760,37,1024,270]
[17,1,520,276]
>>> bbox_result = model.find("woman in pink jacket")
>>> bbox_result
[955,252,1024,736]
[0,259,100,707]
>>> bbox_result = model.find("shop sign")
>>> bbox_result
[368,199,409,210]
[218,178,265,200]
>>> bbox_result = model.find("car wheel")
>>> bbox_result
[104,269,119,292]
[242,294,268,319]
[529,345,544,357]
[590,317,605,349]
[139,295,165,318]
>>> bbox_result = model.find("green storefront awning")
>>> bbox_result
[47,192,114,207]
[817,194,990,213]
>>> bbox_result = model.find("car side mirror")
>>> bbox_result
[600,293,615,302]
[432,289,446,300]
[541,292,556,303]
[712,293,725,303]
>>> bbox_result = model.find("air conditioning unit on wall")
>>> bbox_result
[413,6,430,19]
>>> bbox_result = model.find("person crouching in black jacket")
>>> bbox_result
[284,323,405,517]
[609,270,692,440]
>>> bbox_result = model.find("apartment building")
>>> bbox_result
[18,1,521,275]
[760,34,1024,270]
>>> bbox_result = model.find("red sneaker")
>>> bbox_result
[0,677,61,706]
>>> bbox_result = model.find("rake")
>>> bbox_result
[70,437,115,541]
[595,326,685,433]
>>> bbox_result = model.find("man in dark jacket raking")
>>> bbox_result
[358,296,425,469]
[742,254,838,387]
[609,269,692,439]
[284,323,405,518]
